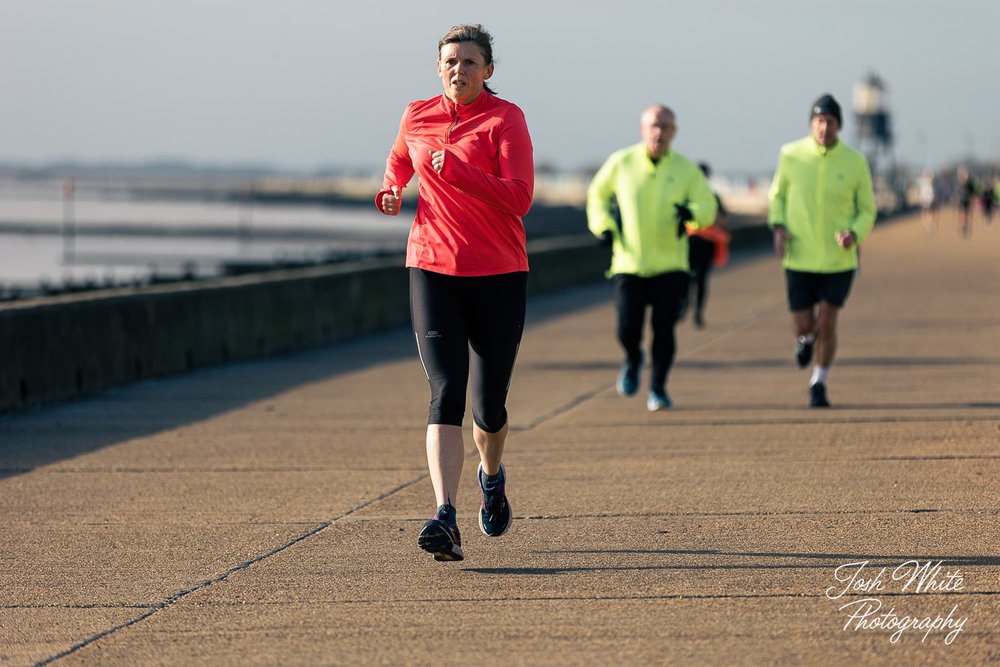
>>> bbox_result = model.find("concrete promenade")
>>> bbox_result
[1,212,998,666]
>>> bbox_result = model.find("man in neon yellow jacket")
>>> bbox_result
[768,94,876,408]
[588,104,717,411]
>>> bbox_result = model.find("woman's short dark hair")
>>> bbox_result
[438,24,497,95]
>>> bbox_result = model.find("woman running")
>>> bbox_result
[376,24,534,561]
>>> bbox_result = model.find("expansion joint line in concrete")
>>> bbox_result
[34,476,425,666]
[37,344,628,665]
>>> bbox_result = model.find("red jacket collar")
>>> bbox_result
[439,91,493,116]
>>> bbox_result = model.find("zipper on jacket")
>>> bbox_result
[445,110,459,144]
[817,150,827,265]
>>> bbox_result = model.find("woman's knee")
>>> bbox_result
[472,406,508,434]
[428,375,466,426]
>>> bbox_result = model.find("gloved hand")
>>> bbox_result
[598,230,614,247]
[675,203,693,238]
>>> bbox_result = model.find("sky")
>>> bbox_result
[2,0,998,177]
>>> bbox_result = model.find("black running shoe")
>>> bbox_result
[795,336,815,368]
[810,382,831,408]
[478,463,512,537]
[417,504,464,561]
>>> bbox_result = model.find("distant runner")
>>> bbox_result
[767,94,876,408]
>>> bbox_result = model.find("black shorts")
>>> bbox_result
[785,269,855,311]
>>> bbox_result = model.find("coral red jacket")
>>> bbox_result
[376,92,534,276]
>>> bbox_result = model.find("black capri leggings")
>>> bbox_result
[409,268,527,432]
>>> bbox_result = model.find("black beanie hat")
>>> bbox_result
[811,94,842,126]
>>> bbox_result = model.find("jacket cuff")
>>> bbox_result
[374,188,394,214]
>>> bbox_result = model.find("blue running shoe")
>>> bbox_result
[418,504,464,561]
[646,389,672,411]
[616,353,642,397]
[477,463,512,537]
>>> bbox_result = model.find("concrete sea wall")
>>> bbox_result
[0,223,769,413]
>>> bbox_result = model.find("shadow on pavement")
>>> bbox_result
[466,550,1000,575]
